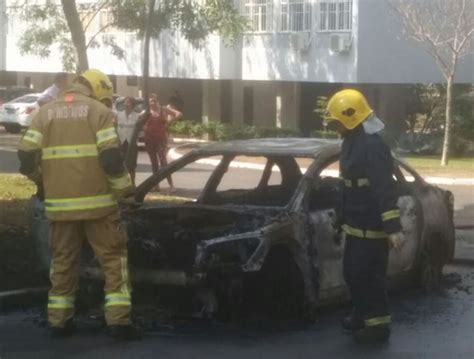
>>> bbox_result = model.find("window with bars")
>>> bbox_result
[280,0,311,32]
[319,0,352,31]
[243,0,272,32]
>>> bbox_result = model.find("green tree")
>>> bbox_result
[12,0,247,72]
[390,0,474,165]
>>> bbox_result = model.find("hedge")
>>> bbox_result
[169,120,302,141]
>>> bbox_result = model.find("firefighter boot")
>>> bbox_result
[108,324,142,341]
[353,325,391,344]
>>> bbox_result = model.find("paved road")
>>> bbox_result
[1,128,472,226]
[0,264,473,358]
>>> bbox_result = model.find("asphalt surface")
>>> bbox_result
[0,265,473,358]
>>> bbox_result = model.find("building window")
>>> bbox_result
[244,0,272,32]
[280,0,311,32]
[319,0,352,31]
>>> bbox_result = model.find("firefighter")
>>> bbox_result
[18,69,140,341]
[325,89,404,344]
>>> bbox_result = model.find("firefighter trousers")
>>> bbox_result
[343,235,391,329]
[48,211,132,328]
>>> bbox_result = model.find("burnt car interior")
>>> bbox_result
[202,155,304,207]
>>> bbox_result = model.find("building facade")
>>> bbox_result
[2,0,473,133]
[0,0,6,72]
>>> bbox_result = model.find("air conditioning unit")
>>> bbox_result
[329,33,352,53]
[290,32,312,52]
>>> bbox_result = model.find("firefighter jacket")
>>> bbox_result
[339,124,402,239]
[19,84,132,221]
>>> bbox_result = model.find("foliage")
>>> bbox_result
[0,174,36,201]
[169,120,300,141]
[12,0,247,71]
[404,84,446,135]
[401,84,473,156]
[13,0,76,71]
[390,0,474,165]
[310,130,339,139]
[13,0,121,71]
[313,96,328,118]
[110,0,248,47]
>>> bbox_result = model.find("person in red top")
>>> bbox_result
[144,93,182,191]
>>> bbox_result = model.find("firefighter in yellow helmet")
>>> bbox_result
[326,89,404,344]
[18,69,140,340]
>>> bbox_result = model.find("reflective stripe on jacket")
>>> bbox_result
[19,84,131,221]
[340,125,402,236]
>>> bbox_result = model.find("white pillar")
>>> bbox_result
[276,95,282,128]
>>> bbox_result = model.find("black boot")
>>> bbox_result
[353,325,390,344]
[108,325,142,341]
[50,319,75,338]
[341,315,364,332]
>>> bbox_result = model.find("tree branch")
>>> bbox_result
[86,22,113,49]
[82,1,110,33]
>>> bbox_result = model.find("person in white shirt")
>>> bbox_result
[37,72,68,107]
[116,97,141,185]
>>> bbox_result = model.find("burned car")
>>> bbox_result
[34,138,455,319]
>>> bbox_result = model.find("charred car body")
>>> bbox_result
[34,138,455,319]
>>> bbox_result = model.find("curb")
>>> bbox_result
[0,287,48,310]
[168,146,474,186]
[171,137,211,144]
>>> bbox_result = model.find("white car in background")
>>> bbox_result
[0,93,41,133]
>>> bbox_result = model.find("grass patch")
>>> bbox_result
[402,156,474,177]
[0,174,47,290]
[0,174,36,229]
[0,173,36,200]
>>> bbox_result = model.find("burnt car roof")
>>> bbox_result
[194,138,342,158]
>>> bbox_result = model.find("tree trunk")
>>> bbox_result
[61,0,89,72]
[125,0,155,170]
[441,75,454,166]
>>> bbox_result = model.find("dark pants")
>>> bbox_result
[144,140,173,187]
[343,235,390,328]
[120,141,137,186]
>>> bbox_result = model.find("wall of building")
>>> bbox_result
[357,0,474,84]
[240,0,359,83]
[4,1,360,83]
[0,0,7,71]
[6,0,471,85]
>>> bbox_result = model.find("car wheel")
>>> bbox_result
[419,252,443,291]
[4,124,21,134]
[418,233,445,291]
[255,245,306,319]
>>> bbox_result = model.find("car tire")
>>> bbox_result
[256,245,306,319]
[417,234,445,291]
[4,124,21,134]
[418,252,443,291]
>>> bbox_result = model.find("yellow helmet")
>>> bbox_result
[326,89,373,130]
[77,69,114,104]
